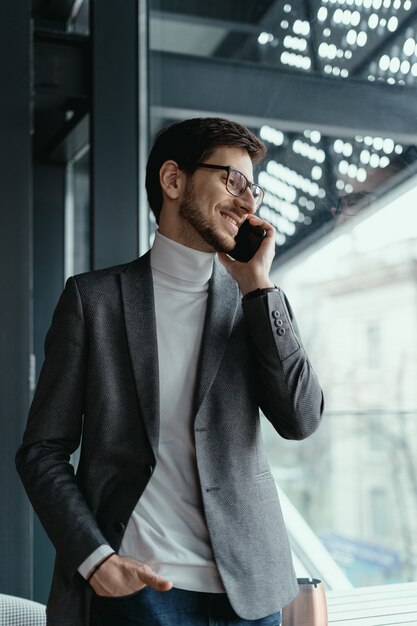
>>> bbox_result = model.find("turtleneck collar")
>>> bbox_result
[150,230,215,286]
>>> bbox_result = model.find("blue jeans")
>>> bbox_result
[90,587,281,626]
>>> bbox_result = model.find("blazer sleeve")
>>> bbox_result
[15,276,109,579]
[242,287,324,440]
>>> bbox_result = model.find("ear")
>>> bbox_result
[159,160,186,201]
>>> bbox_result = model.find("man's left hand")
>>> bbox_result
[218,215,276,296]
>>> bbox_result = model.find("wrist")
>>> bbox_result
[87,552,116,582]
[239,279,276,297]
[242,285,278,302]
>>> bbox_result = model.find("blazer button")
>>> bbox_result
[114,521,125,533]
[272,310,280,319]
[277,327,286,336]
[274,319,283,327]
[145,464,154,478]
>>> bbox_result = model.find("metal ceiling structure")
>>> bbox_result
[31,0,417,263]
[150,0,417,263]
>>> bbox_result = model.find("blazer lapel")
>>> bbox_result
[120,251,160,459]
[194,260,239,416]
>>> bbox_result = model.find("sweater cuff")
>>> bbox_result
[78,545,116,580]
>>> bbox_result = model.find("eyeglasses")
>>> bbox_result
[195,163,264,209]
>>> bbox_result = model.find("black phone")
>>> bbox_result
[229,219,266,262]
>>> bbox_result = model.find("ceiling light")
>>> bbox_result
[369,153,380,167]
[401,60,410,74]
[357,168,367,182]
[346,29,357,45]
[389,57,400,73]
[339,160,349,174]
[360,149,371,164]
[258,32,270,45]
[275,233,286,246]
[311,166,322,180]
[318,7,328,20]
[334,8,343,24]
[387,16,398,33]
[310,131,321,143]
[260,126,285,146]
[348,163,357,178]
[379,54,390,71]
[342,142,353,157]
[357,31,367,47]
[403,38,415,56]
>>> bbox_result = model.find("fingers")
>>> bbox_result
[246,214,264,225]
[138,563,173,592]
[217,251,236,270]
[89,554,173,596]
[246,214,275,239]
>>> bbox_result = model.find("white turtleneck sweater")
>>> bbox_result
[79,231,225,592]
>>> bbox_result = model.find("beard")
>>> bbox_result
[178,179,236,253]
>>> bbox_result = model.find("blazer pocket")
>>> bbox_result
[255,471,279,503]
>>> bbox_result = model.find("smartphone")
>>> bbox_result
[229,219,266,262]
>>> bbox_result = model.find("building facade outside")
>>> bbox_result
[265,190,417,587]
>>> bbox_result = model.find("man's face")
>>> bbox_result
[178,146,257,253]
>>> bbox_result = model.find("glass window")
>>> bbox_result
[367,325,380,370]
[65,149,90,281]
[269,183,417,586]
[149,0,417,591]
[370,487,390,535]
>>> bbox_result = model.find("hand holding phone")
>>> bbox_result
[229,219,266,262]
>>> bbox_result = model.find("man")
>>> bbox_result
[16,117,324,626]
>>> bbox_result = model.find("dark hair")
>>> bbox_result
[145,117,266,223]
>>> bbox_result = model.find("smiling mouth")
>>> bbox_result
[220,212,240,232]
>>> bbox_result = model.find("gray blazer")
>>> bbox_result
[16,251,324,625]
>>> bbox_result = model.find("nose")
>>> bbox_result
[239,186,257,214]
